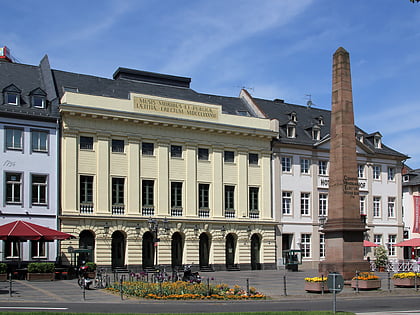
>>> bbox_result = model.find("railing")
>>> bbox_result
[80,203,94,214]
[112,205,125,215]
[142,207,155,216]
[171,207,183,216]
[198,209,210,218]
[249,210,259,219]
[371,259,420,272]
[224,209,235,218]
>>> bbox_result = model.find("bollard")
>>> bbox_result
[283,273,287,296]
[9,273,12,297]
[321,274,325,295]
[387,270,391,292]
[416,273,418,292]
[82,279,86,301]
[120,275,124,300]
[246,278,249,296]
[355,270,359,294]
[207,278,210,296]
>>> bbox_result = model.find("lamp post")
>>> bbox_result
[148,217,170,267]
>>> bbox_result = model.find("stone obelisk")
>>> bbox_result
[318,47,370,279]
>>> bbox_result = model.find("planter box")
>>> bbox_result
[27,273,55,281]
[0,274,7,281]
[393,278,418,287]
[351,279,381,290]
[305,281,329,293]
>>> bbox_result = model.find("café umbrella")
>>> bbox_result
[363,240,379,247]
[0,220,74,241]
[393,238,420,247]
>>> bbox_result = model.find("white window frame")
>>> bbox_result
[300,158,310,174]
[300,193,310,216]
[373,165,381,180]
[318,160,328,175]
[31,174,48,206]
[281,156,292,173]
[319,193,328,216]
[358,164,365,178]
[32,95,46,108]
[388,167,395,181]
[320,234,325,258]
[301,234,311,258]
[31,130,48,153]
[374,234,382,245]
[6,92,19,105]
[373,196,381,218]
[282,191,292,215]
[360,195,366,215]
[388,235,396,256]
[5,127,23,150]
[388,197,396,218]
[6,172,22,204]
[31,240,47,258]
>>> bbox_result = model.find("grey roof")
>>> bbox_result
[0,58,59,121]
[403,169,420,187]
[51,69,251,116]
[253,97,407,159]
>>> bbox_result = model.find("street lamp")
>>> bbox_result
[147,217,170,266]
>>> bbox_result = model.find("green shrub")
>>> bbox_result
[27,262,55,273]
[0,263,7,274]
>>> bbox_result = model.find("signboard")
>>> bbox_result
[327,272,344,292]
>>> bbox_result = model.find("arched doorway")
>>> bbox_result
[142,231,154,269]
[78,230,95,265]
[199,233,210,268]
[111,231,125,268]
[171,232,183,268]
[225,233,236,269]
[251,234,261,270]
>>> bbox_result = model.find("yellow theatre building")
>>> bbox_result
[56,67,278,271]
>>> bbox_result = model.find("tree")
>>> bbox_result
[410,0,420,2]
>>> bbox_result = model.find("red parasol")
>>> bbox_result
[0,220,75,241]
[363,240,379,247]
[393,238,420,247]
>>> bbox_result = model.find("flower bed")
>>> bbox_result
[351,272,381,290]
[392,272,420,287]
[107,280,266,300]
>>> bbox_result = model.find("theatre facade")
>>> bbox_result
[57,68,278,271]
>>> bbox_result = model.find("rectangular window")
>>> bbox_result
[5,127,23,150]
[373,165,381,180]
[80,136,93,150]
[388,167,395,181]
[5,240,20,258]
[224,151,234,163]
[300,158,310,174]
[198,148,209,161]
[360,195,366,215]
[318,160,327,175]
[170,145,182,158]
[80,175,93,204]
[358,164,365,178]
[31,175,47,205]
[111,139,124,153]
[32,96,45,108]
[142,180,154,207]
[287,125,295,138]
[6,93,19,105]
[374,234,382,245]
[112,178,125,205]
[198,184,209,209]
[225,186,235,210]
[171,182,183,208]
[373,196,381,218]
[320,234,325,258]
[142,142,154,155]
[282,191,292,214]
[6,173,22,204]
[31,130,48,152]
[248,153,259,165]
[301,193,310,215]
[388,197,396,218]
[388,235,396,256]
[281,157,292,172]
[319,193,328,216]
[31,240,46,258]
[301,234,311,258]
[249,187,259,211]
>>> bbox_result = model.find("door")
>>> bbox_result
[250,234,261,270]
[111,231,125,268]
[171,232,183,268]
[199,233,210,267]
[142,231,154,268]
[225,233,236,268]
[78,230,95,264]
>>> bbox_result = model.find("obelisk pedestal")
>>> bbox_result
[318,47,370,280]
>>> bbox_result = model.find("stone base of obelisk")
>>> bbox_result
[319,261,370,280]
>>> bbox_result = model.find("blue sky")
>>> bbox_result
[2,0,420,168]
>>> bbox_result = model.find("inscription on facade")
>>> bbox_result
[318,176,366,193]
[3,160,16,167]
[134,96,219,119]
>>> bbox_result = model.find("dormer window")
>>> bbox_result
[3,84,21,105]
[29,88,47,109]
[236,110,250,117]
[312,126,321,141]
[318,116,324,126]
[287,124,296,138]
[289,112,297,122]
[374,135,382,149]
[356,131,364,143]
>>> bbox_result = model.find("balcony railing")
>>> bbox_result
[249,210,259,219]
[112,205,125,215]
[171,207,183,216]
[142,206,155,216]
[198,209,210,218]
[80,203,94,214]
[224,209,235,218]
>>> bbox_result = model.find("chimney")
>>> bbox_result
[0,46,13,63]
